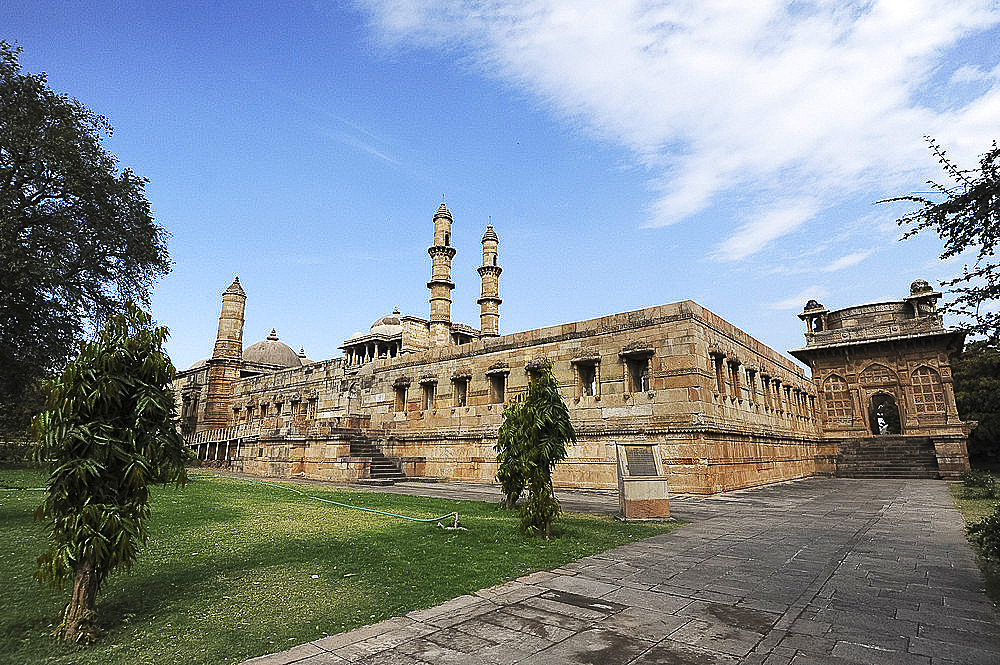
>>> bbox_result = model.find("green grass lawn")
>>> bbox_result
[949,475,1000,603]
[1,468,680,665]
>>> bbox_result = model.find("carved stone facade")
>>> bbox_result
[790,280,973,478]
[174,207,971,494]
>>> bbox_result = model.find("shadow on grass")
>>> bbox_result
[5,474,677,665]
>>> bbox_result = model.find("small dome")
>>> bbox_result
[369,308,403,337]
[187,358,209,371]
[243,329,301,368]
[434,203,452,220]
[910,279,933,295]
[224,276,245,297]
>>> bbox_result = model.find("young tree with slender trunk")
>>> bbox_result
[495,361,575,538]
[32,303,187,642]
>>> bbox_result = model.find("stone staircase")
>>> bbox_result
[350,438,405,483]
[835,436,940,479]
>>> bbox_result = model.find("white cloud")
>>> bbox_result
[359,0,1000,251]
[713,198,820,261]
[768,285,829,311]
[951,62,1000,84]
[314,115,402,165]
[822,251,873,272]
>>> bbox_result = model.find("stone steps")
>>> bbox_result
[835,436,940,479]
[349,439,405,482]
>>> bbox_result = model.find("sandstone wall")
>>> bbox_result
[191,301,823,494]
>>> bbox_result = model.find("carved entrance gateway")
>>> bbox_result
[791,280,973,478]
[869,393,901,436]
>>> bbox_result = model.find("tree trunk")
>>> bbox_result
[58,561,100,643]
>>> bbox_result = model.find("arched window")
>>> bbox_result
[911,366,946,414]
[822,374,853,418]
[859,363,897,386]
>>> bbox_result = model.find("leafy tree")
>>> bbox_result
[496,396,530,510]
[1,41,171,438]
[884,137,999,341]
[32,303,187,643]
[495,361,575,538]
[953,340,1000,468]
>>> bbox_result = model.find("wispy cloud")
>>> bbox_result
[769,286,829,311]
[952,62,1000,84]
[358,0,1000,255]
[822,251,873,272]
[713,199,820,261]
[315,114,402,165]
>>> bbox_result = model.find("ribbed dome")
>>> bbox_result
[243,330,301,368]
[369,308,403,337]
[434,203,452,220]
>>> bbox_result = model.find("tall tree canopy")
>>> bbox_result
[952,340,1000,468]
[32,303,187,643]
[0,41,171,436]
[886,138,1000,341]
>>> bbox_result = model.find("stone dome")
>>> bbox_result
[243,330,301,368]
[369,308,403,337]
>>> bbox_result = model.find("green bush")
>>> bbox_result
[961,469,999,499]
[968,504,1000,561]
[0,440,35,468]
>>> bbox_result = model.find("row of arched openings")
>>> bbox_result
[821,364,946,436]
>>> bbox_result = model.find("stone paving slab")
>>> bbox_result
[241,478,1000,664]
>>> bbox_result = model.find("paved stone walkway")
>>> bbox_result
[244,478,1000,664]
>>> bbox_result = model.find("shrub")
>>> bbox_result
[968,505,1000,561]
[494,360,575,538]
[961,469,999,499]
[0,440,36,468]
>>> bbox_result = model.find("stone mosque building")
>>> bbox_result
[174,204,972,495]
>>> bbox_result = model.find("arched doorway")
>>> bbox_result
[869,393,901,435]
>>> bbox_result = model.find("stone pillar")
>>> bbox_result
[201,277,246,431]
[478,224,502,337]
[427,203,456,347]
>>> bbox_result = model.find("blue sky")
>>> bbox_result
[6,1,1000,370]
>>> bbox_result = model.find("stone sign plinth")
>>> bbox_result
[616,443,670,520]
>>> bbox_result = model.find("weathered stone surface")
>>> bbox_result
[238,478,1000,665]
[177,213,970,495]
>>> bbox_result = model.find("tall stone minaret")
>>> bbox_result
[427,204,456,347]
[201,277,246,431]
[478,225,502,337]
